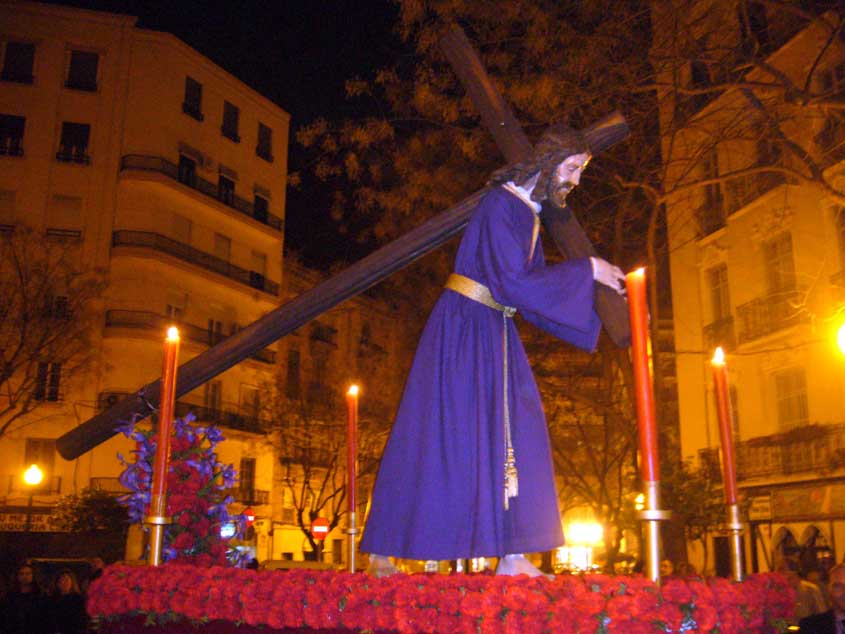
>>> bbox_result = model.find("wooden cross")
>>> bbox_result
[57,26,630,460]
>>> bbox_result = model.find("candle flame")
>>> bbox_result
[626,267,645,279]
[347,385,359,396]
[166,326,180,342]
[712,347,725,365]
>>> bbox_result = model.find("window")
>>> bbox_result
[44,295,69,320]
[204,380,222,415]
[171,213,192,244]
[222,101,240,142]
[213,232,231,262]
[24,438,56,485]
[240,385,261,422]
[763,232,795,293]
[0,114,25,156]
[249,251,267,290]
[46,195,82,238]
[254,194,269,223]
[34,362,62,401]
[696,148,724,236]
[57,122,91,164]
[1,41,35,84]
[774,367,808,431]
[182,76,203,121]
[218,175,235,206]
[207,319,223,345]
[177,155,197,188]
[707,264,730,322]
[257,123,273,161]
[239,457,256,498]
[165,304,183,321]
[65,50,98,91]
[286,349,300,399]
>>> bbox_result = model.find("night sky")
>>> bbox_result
[43,0,403,267]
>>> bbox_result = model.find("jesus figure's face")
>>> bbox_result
[548,152,591,207]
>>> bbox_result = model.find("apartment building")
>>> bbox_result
[654,1,845,574]
[0,1,287,558]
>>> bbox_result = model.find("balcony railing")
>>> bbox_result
[112,231,279,296]
[700,423,845,482]
[105,309,276,364]
[736,289,805,343]
[89,477,129,493]
[173,401,264,434]
[119,155,283,232]
[6,474,62,495]
[724,171,786,215]
[703,316,736,351]
[231,488,270,505]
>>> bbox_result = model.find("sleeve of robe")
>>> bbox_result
[474,192,601,352]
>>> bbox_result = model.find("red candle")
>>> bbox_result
[711,347,738,505]
[346,385,359,515]
[625,268,659,482]
[150,327,180,503]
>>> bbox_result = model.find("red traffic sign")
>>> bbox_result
[310,517,330,541]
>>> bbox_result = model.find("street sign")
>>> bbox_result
[311,517,330,541]
[748,495,773,521]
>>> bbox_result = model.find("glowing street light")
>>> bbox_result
[23,464,43,532]
[23,464,43,486]
[837,323,845,356]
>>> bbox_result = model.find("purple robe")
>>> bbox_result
[360,187,600,560]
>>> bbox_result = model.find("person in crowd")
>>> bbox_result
[778,559,827,623]
[659,558,675,579]
[50,569,88,634]
[799,563,845,633]
[0,563,52,634]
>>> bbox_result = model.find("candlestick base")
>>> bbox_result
[144,514,172,526]
[637,509,672,522]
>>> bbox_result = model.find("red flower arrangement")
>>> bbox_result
[88,564,795,634]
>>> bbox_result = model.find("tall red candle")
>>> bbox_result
[711,347,738,505]
[625,268,659,482]
[150,327,180,502]
[346,385,359,515]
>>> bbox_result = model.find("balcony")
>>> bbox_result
[724,171,786,215]
[105,309,276,364]
[703,316,736,351]
[700,423,845,482]
[6,474,62,495]
[173,401,264,434]
[89,477,129,494]
[111,231,279,296]
[119,155,283,232]
[231,487,270,505]
[736,289,805,343]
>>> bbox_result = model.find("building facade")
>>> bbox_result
[0,0,289,559]
[654,1,845,574]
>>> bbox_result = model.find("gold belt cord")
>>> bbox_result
[444,273,519,510]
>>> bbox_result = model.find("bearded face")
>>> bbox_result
[545,152,591,207]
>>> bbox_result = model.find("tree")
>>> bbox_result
[53,488,129,534]
[660,457,725,574]
[0,227,105,438]
[294,0,844,565]
[273,391,390,561]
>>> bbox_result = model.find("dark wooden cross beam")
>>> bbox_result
[438,25,630,347]
[56,28,630,461]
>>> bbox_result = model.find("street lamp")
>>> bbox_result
[837,323,845,356]
[23,464,43,532]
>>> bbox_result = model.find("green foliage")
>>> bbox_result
[53,487,129,534]
[661,458,724,546]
